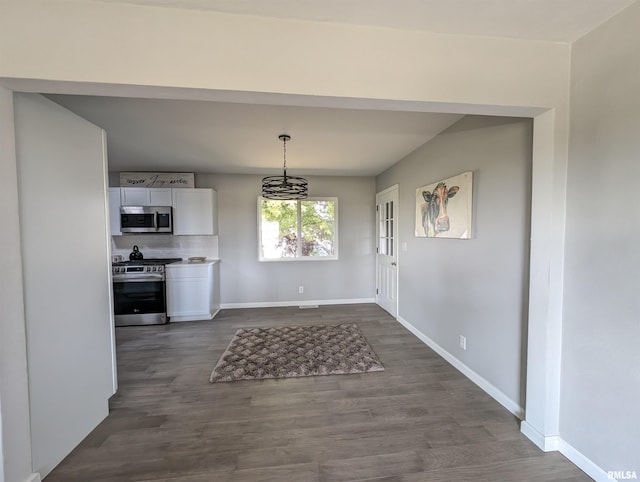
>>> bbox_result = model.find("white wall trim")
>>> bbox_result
[220,298,375,309]
[519,424,611,482]
[23,474,41,482]
[396,315,524,419]
[520,420,559,451]
[558,439,613,482]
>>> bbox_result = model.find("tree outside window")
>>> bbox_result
[259,197,338,260]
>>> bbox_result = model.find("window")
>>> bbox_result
[259,197,338,261]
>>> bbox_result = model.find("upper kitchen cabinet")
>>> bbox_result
[172,188,218,235]
[108,188,122,236]
[120,187,172,206]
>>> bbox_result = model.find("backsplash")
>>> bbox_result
[112,235,219,261]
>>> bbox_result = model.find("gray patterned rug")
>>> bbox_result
[209,323,385,383]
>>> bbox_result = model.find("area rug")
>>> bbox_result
[209,323,384,383]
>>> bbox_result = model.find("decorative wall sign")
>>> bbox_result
[119,172,195,188]
[415,171,473,239]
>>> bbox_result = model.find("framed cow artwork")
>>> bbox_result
[415,171,473,239]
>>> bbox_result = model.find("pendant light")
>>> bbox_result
[261,134,308,200]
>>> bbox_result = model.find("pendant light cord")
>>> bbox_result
[282,135,288,179]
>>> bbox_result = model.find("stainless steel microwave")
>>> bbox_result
[120,206,173,234]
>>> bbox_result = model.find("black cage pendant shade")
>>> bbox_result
[261,134,308,200]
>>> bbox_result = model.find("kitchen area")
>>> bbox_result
[109,172,221,327]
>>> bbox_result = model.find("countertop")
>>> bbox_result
[166,259,220,267]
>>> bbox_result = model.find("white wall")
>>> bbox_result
[0,87,34,482]
[561,1,640,475]
[0,0,569,110]
[197,174,376,306]
[13,94,115,478]
[377,116,533,412]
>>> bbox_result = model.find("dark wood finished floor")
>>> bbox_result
[45,304,590,481]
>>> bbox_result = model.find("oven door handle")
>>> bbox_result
[113,275,164,283]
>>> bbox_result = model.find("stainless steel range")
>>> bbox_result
[112,258,181,326]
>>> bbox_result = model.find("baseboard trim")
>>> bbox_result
[24,473,42,482]
[220,298,375,309]
[520,421,559,451]
[396,315,524,420]
[558,439,614,482]
[520,422,612,481]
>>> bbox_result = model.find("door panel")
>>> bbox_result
[376,186,398,317]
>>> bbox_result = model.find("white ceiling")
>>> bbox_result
[47,95,463,176]
[92,0,635,42]
[48,0,635,176]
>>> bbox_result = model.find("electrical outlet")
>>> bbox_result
[298,286,304,294]
[459,335,467,350]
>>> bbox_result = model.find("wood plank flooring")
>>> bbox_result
[44,304,590,481]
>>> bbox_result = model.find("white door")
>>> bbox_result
[376,185,399,317]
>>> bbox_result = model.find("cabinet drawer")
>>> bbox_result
[166,263,212,279]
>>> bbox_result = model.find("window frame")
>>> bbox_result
[258,196,339,262]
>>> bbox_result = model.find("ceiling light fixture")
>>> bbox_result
[261,134,308,200]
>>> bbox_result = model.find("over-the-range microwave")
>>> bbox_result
[120,206,173,234]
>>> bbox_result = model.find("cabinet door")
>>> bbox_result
[108,188,121,236]
[166,278,210,316]
[121,188,172,206]
[149,188,172,205]
[172,188,217,235]
[120,188,149,206]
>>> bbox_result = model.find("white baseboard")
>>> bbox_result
[220,298,375,309]
[396,315,525,419]
[520,421,559,451]
[558,439,614,482]
[24,474,41,482]
[519,423,612,481]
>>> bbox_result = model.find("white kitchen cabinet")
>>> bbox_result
[108,187,122,236]
[166,260,220,322]
[172,188,218,235]
[120,187,172,206]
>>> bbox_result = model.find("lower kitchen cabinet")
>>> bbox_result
[166,260,220,322]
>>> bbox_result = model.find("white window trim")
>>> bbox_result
[258,196,339,262]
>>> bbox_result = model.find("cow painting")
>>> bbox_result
[420,182,459,237]
[415,172,473,239]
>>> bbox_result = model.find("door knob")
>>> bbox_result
[391,262,397,266]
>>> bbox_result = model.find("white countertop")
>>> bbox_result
[167,259,220,267]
